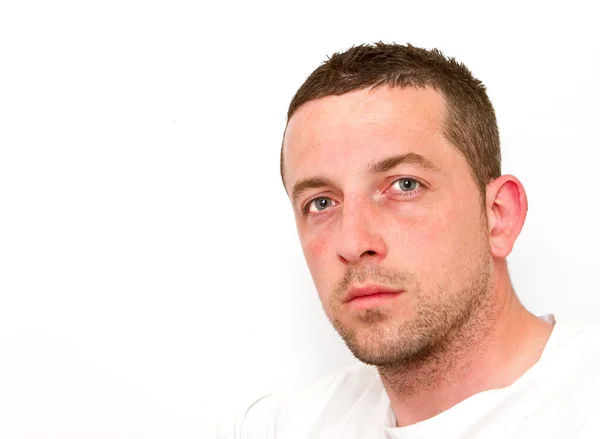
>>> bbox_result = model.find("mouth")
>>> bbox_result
[343,285,404,309]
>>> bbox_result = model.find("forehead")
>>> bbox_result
[282,86,455,189]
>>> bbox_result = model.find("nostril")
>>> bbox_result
[364,250,377,256]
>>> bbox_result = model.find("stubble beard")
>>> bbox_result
[325,238,494,371]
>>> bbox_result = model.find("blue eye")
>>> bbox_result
[306,197,335,213]
[393,178,420,192]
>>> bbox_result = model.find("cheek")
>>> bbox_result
[299,225,327,261]
[304,234,328,259]
[300,229,334,283]
[385,204,479,270]
[301,234,339,306]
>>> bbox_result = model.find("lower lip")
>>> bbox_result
[346,292,402,310]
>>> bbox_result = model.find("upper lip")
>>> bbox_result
[343,284,403,303]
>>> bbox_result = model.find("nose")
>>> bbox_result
[335,199,387,265]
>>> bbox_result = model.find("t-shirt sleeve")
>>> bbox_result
[578,395,600,438]
[215,392,282,439]
[214,363,370,438]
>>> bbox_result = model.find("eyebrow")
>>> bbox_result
[291,177,334,208]
[290,153,440,208]
[369,152,440,173]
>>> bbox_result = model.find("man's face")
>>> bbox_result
[282,86,494,366]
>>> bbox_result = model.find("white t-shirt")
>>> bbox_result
[218,316,600,438]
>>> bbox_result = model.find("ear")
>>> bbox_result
[485,175,528,258]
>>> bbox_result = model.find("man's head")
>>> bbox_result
[281,43,527,368]
[282,43,501,200]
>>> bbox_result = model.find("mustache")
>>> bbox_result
[333,263,416,298]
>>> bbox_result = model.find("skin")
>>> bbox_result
[282,86,554,426]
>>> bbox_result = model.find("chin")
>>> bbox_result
[334,319,395,358]
[335,316,441,367]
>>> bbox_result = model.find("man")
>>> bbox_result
[219,43,600,438]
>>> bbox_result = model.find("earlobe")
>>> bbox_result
[486,175,528,258]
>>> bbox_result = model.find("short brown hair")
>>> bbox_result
[282,42,501,198]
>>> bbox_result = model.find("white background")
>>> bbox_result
[1,1,599,437]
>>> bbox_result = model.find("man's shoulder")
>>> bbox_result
[554,319,600,354]
[218,362,382,438]
[548,321,600,438]
[541,319,600,392]
[247,362,381,419]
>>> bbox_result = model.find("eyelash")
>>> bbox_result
[302,177,423,216]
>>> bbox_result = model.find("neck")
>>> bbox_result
[377,264,554,427]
